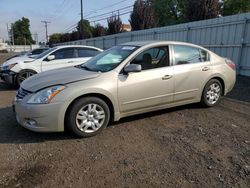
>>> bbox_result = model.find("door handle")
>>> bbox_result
[162,75,172,80]
[202,67,210,71]
[68,61,74,63]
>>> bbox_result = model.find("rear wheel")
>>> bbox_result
[66,97,110,138]
[201,79,222,107]
[16,70,37,86]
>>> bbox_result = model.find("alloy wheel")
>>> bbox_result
[75,103,106,133]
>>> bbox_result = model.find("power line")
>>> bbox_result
[84,0,129,17]
[85,5,133,20]
[90,10,132,23]
[60,2,133,34]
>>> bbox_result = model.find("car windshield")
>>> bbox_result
[81,46,137,72]
[34,47,55,59]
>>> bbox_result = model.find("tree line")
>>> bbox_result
[7,0,250,45]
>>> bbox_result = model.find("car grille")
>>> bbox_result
[16,87,32,101]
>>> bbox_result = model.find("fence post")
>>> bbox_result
[153,31,157,40]
[102,38,105,49]
[186,25,190,42]
[237,18,248,74]
[130,34,133,41]
[114,36,117,45]
[93,39,95,47]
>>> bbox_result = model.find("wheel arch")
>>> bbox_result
[203,76,225,96]
[64,93,115,127]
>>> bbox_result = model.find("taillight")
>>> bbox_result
[225,59,236,70]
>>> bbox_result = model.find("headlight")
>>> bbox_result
[27,85,66,104]
[5,63,17,70]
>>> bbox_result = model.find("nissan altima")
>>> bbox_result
[14,41,236,137]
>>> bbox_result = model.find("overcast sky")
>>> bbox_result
[0,0,135,42]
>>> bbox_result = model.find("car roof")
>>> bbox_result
[121,40,202,48]
[55,45,103,51]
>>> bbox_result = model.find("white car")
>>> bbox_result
[0,45,103,86]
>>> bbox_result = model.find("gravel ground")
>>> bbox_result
[0,53,249,188]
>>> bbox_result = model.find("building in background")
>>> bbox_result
[121,24,132,32]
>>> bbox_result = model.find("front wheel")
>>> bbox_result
[66,97,110,138]
[201,79,222,107]
[16,70,37,86]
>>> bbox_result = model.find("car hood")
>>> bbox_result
[2,56,34,66]
[21,66,101,92]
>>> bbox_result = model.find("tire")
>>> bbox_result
[16,70,37,86]
[66,97,110,138]
[201,79,222,107]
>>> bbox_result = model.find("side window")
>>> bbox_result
[131,46,169,70]
[31,49,44,55]
[173,45,204,65]
[77,48,101,57]
[52,48,75,60]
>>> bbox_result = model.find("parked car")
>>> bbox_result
[6,47,49,61]
[14,41,236,137]
[0,45,103,85]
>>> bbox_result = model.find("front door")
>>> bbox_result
[42,47,77,71]
[118,46,174,113]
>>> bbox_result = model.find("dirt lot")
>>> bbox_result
[0,53,249,188]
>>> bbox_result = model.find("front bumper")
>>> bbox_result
[14,100,65,132]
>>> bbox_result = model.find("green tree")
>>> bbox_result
[185,0,220,21]
[60,33,71,42]
[92,24,107,37]
[11,17,34,45]
[49,33,62,45]
[223,0,250,16]
[77,19,92,39]
[130,0,157,30]
[152,0,186,27]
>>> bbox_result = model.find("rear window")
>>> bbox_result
[173,45,210,65]
[77,48,101,57]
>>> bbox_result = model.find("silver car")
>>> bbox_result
[14,41,236,137]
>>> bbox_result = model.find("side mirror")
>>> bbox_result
[124,64,142,73]
[47,55,55,61]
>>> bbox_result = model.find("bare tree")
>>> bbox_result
[186,0,220,21]
[107,15,122,35]
[129,0,157,31]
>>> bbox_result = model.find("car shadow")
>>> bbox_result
[227,76,250,103]
[0,103,203,144]
[0,81,17,91]
[0,107,75,144]
[110,103,202,126]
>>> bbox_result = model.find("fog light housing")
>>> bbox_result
[24,118,37,127]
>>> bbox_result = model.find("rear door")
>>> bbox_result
[172,44,211,102]
[41,47,77,71]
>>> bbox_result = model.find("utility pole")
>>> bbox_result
[80,0,84,39]
[33,33,38,44]
[41,20,51,44]
[6,24,9,42]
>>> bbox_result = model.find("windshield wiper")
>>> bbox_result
[80,65,96,72]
